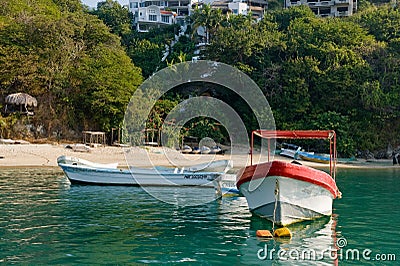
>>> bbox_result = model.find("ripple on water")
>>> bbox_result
[1,168,399,264]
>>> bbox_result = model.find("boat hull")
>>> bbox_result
[280,143,301,159]
[59,164,220,187]
[213,174,241,196]
[280,149,298,159]
[237,161,338,226]
[298,152,330,164]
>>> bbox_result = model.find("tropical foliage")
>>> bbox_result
[0,0,142,139]
[194,4,400,156]
[1,0,400,156]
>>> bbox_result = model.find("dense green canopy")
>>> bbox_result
[0,0,142,139]
[197,5,400,156]
[1,0,400,156]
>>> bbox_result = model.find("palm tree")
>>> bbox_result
[191,4,224,44]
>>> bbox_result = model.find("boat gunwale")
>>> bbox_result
[236,160,339,198]
[58,163,223,176]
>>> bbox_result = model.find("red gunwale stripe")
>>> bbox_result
[236,161,338,198]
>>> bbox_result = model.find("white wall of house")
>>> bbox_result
[284,0,356,17]
[129,0,268,32]
[138,6,160,22]
[228,2,248,15]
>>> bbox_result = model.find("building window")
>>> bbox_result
[149,9,156,13]
[131,2,138,8]
[149,14,157,21]
[232,9,238,14]
[319,7,331,15]
[140,2,145,7]
[139,24,148,31]
[161,15,170,23]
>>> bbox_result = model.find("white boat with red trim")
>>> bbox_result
[237,130,341,226]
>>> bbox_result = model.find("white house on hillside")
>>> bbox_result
[285,0,357,17]
[129,0,194,32]
[128,0,268,32]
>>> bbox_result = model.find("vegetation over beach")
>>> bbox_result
[0,0,143,139]
[1,0,400,157]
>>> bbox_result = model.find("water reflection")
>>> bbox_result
[240,215,338,265]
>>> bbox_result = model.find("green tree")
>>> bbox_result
[191,4,225,43]
[127,39,164,78]
[126,25,179,78]
[0,0,143,139]
[353,5,400,42]
[90,0,133,44]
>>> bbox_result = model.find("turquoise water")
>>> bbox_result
[0,168,399,264]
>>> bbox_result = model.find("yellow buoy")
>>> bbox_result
[256,230,273,238]
[273,227,292,238]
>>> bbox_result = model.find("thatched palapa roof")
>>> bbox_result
[5,93,37,107]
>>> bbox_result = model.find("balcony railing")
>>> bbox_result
[289,1,301,6]
[312,1,334,6]
[335,0,350,3]
[334,10,349,16]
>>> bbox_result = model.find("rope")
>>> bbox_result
[272,179,279,232]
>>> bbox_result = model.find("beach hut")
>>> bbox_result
[82,131,106,147]
[4,92,37,116]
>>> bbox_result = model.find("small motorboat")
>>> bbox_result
[297,151,330,164]
[210,145,222,154]
[0,139,15,144]
[57,156,229,187]
[238,130,340,226]
[191,147,201,154]
[181,145,192,153]
[200,146,211,154]
[280,143,301,159]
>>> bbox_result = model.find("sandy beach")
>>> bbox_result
[0,142,397,170]
[0,143,251,169]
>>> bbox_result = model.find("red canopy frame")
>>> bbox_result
[251,130,337,179]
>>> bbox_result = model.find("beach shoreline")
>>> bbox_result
[0,143,399,170]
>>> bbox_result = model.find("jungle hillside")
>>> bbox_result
[1,0,400,158]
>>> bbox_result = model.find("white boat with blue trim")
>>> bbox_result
[297,151,330,164]
[57,156,231,187]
